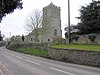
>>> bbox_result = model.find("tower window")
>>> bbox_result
[48,39,50,41]
[31,38,32,41]
[54,29,57,36]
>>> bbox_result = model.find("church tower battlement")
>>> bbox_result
[43,2,61,20]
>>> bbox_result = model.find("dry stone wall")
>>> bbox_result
[48,48,100,67]
[68,34,100,45]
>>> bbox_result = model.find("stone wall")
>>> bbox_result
[48,48,100,67]
[66,34,100,45]
[6,42,49,51]
[77,35,92,44]
[6,42,100,67]
[95,34,100,44]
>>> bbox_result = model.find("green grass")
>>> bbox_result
[52,44,100,51]
[16,47,48,57]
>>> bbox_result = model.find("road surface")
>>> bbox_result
[0,47,100,75]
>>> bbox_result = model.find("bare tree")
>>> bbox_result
[25,9,42,42]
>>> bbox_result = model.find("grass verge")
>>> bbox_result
[52,44,100,51]
[16,47,48,57]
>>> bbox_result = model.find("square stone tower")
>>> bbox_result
[41,2,62,42]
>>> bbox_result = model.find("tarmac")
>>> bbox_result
[0,61,13,75]
[0,62,4,75]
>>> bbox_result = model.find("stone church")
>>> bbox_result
[39,2,62,42]
[13,2,62,43]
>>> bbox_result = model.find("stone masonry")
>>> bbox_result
[48,47,100,67]
[40,2,62,42]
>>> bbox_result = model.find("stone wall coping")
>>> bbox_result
[49,47,100,52]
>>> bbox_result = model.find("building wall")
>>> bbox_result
[13,35,22,42]
[25,35,35,43]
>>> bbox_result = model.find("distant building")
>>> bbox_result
[11,35,22,42]
[25,33,35,42]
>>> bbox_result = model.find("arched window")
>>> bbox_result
[48,39,50,41]
[54,29,57,36]
[31,38,32,41]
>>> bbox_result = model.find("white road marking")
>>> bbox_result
[2,65,5,68]
[4,51,41,66]
[0,69,4,75]
[4,51,13,56]
[26,59,41,65]
[2,48,75,75]
[0,61,4,75]
[15,56,23,60]
[49,67,75,75]
[10,54,15,56]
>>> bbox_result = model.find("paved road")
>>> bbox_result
[0,47,100,75]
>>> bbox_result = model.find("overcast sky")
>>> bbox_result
[0,0,93,38]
